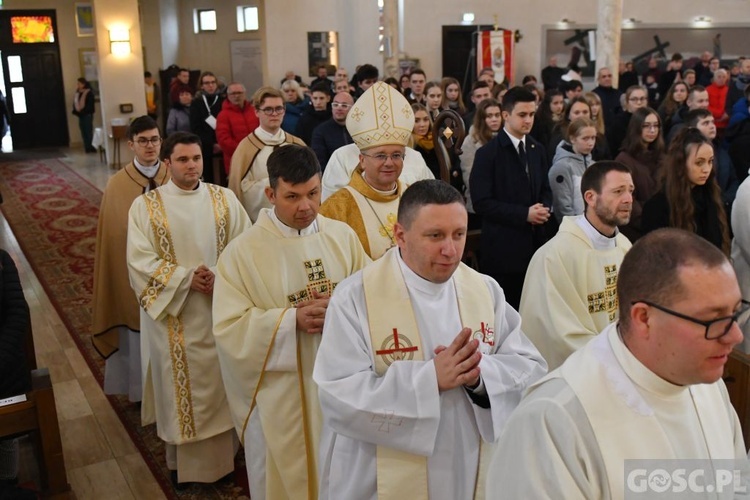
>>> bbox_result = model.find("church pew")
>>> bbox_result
[0,368,72,499]
[723,349,750,447]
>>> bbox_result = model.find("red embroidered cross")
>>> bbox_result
[375,328,419,359]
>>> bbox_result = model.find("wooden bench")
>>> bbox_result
[723,349,750,445]
[0,314,71,499]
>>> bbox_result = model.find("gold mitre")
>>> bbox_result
[346,81,415,150]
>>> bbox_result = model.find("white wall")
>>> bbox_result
[92,0,147,162]
[400,0,750,82]
[175,0,263,87]
[263,0,381,86]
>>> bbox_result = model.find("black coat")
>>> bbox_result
[470,131,553,276]
[0,250,31,399]
[310,119,352,170]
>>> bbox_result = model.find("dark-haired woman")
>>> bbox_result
[642,127,729,253]
[73,77,96,152]
[615,107,665,240]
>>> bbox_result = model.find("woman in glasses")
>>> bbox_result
[607,85,649,155]
[615,107,665,241]
[642,127,729,253]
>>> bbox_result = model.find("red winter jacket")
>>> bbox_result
[216,99,260,172]
[707,83,729,129]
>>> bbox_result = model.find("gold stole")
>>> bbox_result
[559,326,736,498]
[362,248,495,500]
[343,177,401,260]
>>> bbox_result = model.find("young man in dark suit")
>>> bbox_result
[469,86,553,309]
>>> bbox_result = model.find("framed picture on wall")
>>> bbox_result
[78,48,100,101]
[75,2,94,37]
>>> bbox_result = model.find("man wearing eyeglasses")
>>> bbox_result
[229,86,305,222]
[488,228,749,498]
[320,82,415,259]
[310,91,354,168]
[216,82,259,175]
[189,71,225,185]
[92,115,169,403]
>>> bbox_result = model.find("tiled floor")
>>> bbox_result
[1,148,166,499]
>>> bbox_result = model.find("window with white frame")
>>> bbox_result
[236,6,259,32]
[194,9,217,33]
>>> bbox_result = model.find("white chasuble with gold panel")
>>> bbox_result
[127,180,250,447]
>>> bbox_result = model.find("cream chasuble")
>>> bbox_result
[314,248,547,500]
[228,128,305,222]
[520,215,632,370]
[487,323,747,499]
[319,169,404,259]
[212,209,369,500]
[127,181,251,452]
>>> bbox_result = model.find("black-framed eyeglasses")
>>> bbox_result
[361,152,405,164]
[134,137,162,146]
[632,299,750,340]
[258,106,285,115]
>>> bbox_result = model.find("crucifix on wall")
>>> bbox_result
[307,31,339,77]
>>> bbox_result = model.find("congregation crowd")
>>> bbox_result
[3,47,750,499]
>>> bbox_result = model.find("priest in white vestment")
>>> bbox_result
[319,81,415,259]
[213,144,369,500]
[127,132,251,485]
[488,228,750,499]
[314,179,547,500]
[521,161,634,370]
[228,86,305,222]
[92,116,169,402]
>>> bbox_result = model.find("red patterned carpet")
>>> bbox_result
[0,159,249,499]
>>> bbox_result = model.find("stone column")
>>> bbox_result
[595,0,623,88]
[382,0,400,79]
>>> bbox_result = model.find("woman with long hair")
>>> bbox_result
[548,97,610,163]
[411,103,463,192]
[73,77,96,152]
[584,91,606,136]
[615,107,665,240]
[411,103,439,178]
[548,117,598,221]
[280,79,308,133]
[424,81,443,120]
[642,127,729,253]
[461,98,502,228]
[657,81,689,136]
[530,89,564,153]
[440,77,467,115]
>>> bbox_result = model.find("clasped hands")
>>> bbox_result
[527,203,551,225]
[296,290,330,334]
[190,265,214,295]
[434,327,482,392]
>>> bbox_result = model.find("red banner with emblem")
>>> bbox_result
[477,30,515,85]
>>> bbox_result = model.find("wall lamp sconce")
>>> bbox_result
[109,27,131,56]
[461,12,475,24]
[693,16,712,27]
